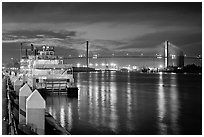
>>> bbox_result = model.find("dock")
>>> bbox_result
[2,76,8,135]
[2,75,71,135]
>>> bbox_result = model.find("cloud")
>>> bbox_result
[2,22,201,57]
[2,35,125,53]
[115,29,202,56]
[2,2,202,60]
[3,30,78,39]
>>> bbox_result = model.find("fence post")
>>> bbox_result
[26,89,45,135]
[19,84,32,124]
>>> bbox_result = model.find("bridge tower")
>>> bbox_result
[164,40,169,68]
[164,40,184,68]
[86,41,89,68]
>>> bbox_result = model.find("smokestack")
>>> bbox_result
[34,48,38,56]
[31,44,34,51]
[86,41,89,68]
[25,48,28,58]
[20,43,22,59]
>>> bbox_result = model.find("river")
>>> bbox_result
[45,71,202,135]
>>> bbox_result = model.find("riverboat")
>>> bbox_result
[19,44,78,95]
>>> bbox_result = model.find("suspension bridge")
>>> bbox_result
[63,40,202,68]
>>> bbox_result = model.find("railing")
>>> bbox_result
[6,78,18,135]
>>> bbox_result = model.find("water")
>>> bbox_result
[45,72,202,135]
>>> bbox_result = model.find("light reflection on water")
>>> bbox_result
[169,74,179,134]
[45,72,202,135]
[126,82,133,131]
[67,103,72,131]
[157,73,167,134]
[60,106,65,127]
[108,81,118,132]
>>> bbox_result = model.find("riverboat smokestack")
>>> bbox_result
[25,48,28,58]
[86,41,89,68]
[31,44,34,51]
[20,43,22,59]
[34,48,38,56]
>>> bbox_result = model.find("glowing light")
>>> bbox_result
[133,66,137,69]
[101,63,105,66]
[77,63,80,67]
[110,63,116,66]
[93,55,98,59]
[172,55,176,59]
[159,65,163,68]
[159,72,163,75]
[89,63,93,66]
[95,63,98,67]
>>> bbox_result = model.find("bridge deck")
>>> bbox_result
[63,56,201,60]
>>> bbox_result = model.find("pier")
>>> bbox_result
[2,75,71,135]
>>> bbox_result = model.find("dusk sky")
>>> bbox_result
[2,2,202,67]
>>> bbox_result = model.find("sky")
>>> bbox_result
[2,2,202,67]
